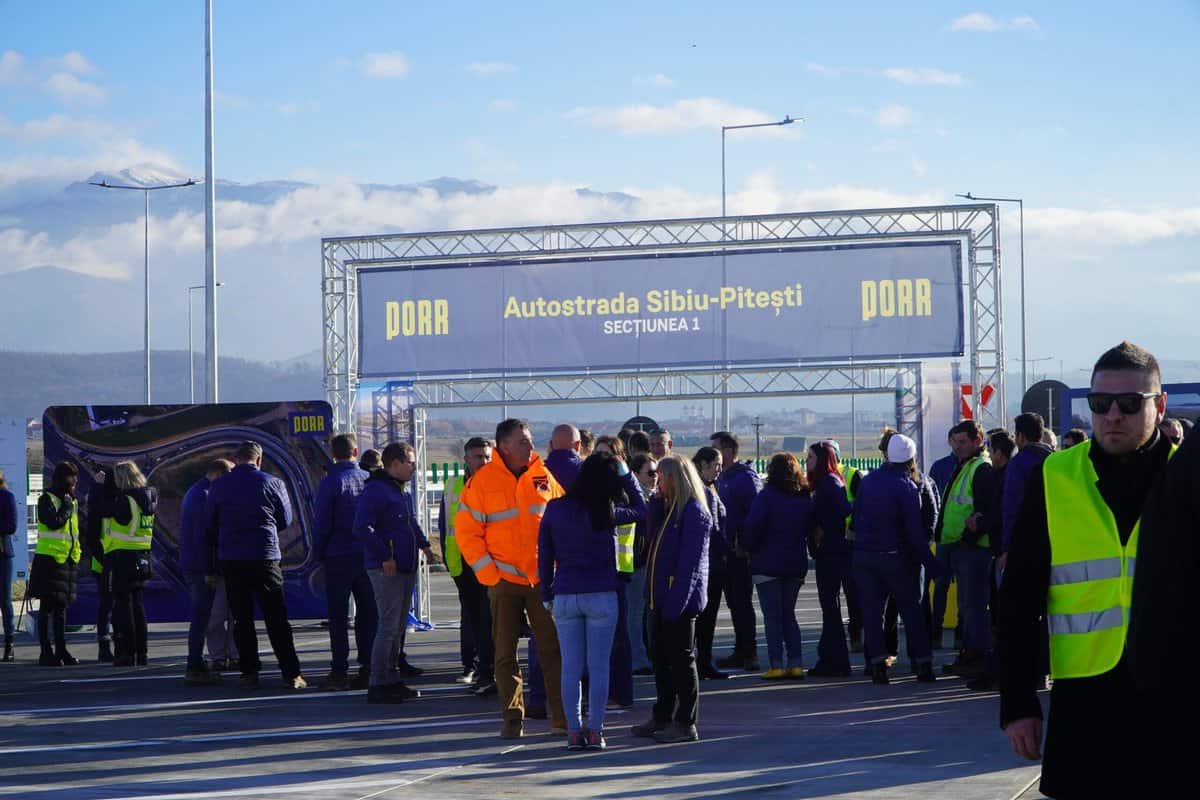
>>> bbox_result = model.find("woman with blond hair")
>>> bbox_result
[631,455,712,744]
[100,460,158,666]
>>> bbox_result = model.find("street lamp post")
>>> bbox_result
[956,192,1026,397]
[721,114,799,429]
[187,282,224,403]
[91,178,198,403]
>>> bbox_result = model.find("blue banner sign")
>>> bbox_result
[358,241,964,377]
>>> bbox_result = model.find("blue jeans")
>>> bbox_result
[626,567,651,670]
[324,554,378,673]
[186,572,215,670]
[1,556,13,638]
[947,543,992,653]
[555,591,619,733]
[853,551,931,668]
[814,554,853,671]
[754,577,804,670]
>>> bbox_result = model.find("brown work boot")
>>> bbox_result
[500,719,524,739]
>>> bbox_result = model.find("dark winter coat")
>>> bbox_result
[851,465,942,577]
[645,495,712,621]
[809,473,852,557]
[179,477,214,574]
[313,460,369,560]
[702,484,729,571]
[742,485,813,579]
[714,461,762,550]
[0,487,17,560]
[29,490,80,605]
[205,463,294,562]
[544,449,583,493]
[353,471,430,573]
[1000,441,1054,553]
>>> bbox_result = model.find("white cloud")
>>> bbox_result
[1028,207,1200,247]
[0,113,116,141]
[488,99,516,112]
[466,60,516,76]
[911,157,928,178]
[0,50,29,84]
[633,73,674,88]
[875,105,913,127]
[44,72,108,104]
[50,51,96,75]
[361,52,410,79]
[949,12,1040,32]
[1166,272,1200,285]
[571,97,796,135]
[882,67,966,87]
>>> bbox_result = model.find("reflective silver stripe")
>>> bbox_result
[493,559,529,579]
[617,543,634,555]
[459,502,487,524]
[1126,557,1136,579]
[471,554,496,572]
[108,531,151,543]
[37,531,72,540]
[1048,607,1124,635]
[1049,557,1123,586]
[485,508,519,523]
[527,503,547,515]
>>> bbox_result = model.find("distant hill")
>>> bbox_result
[0,349,323,419]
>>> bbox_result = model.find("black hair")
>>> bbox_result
[1062,429,1089,447]
[629,453,656,476]
[989,430,1016,458]
[566,451,627,531]
[464,436,491,452]
[359,449,382,471]
[51,461,79,493]
[710,431,739,454]
[951,420,985,441]
[628,431,651,453]
[578,429,595,449]
[878,427,899,455]
[331,432,357,460]
[1091,341,1161,387]
[1014,412,1045,443]
[495,418,530,446]
[382,441,414,466]
[692,446,721,470]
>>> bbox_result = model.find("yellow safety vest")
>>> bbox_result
[1044,440,1175,679]
[91,508,116,573]
[36,493,81,565]
[616,523,635,574]
[941,456,987,547]
[842,465,861,528]
[104,496,154,552]
[443,475,465,577]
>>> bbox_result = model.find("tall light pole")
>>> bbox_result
[957,192,1026,397]
[91,177,198,403]
[188,282,224,403]
[720,114,799,429]
[205,0,220,403]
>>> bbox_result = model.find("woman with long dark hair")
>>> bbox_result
[632,456,712,744]
[806,442,855,677]
[851,434,943,684]
[742,453,813,679]
[29,461,82,666]
[538,451,647,751]
[691,447,729,680]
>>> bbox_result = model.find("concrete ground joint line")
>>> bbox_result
[1008,772,1043,800]
[350,742,524,800]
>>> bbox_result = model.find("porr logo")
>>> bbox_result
[386,299,449,339]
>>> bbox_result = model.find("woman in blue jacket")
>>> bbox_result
[806,442,855,677]
[850,434,942,684]
[742,453,813,680]
[631,455,712,744]
[538,451,646,751]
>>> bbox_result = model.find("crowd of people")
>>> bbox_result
[5,340,1198,795]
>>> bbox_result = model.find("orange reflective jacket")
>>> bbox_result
[455,454,563,586]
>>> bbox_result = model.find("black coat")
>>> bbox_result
[28,490,80,605]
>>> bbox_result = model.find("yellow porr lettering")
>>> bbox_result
[387,299,450,338]
[862,278,934,322]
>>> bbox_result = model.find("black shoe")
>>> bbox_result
[525,703,548,720]
[807,663,852,678]
[392,682,420,700]
[472,678,497,696]
[239,673,261,689]
[184,667,224,686]
[136,654,148,667]
[698,664,729,680]
[367,685,406,704]
[653,722,700,743]
[871,664,890,685]
[113,655,135,667]
[349,669,371,690]
[2,637,13,663]
[97,640,114,663]
[630,717,669,738]
[633,666,655,676]
[38,647,61,667]
[916,663,937,683]
[714,652,743,669]
[397,660,424,677]
[57,649,80,666]
[965,675,995,692]
[742,656,761,672]
[320,670,351,690]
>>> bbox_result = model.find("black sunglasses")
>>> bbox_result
[1087,392,1160,415]
[643,469,658,477]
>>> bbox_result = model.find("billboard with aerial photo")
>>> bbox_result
[42,402,334,623]
[357,240,965,378]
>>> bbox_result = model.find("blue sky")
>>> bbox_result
[2,1,1200,371]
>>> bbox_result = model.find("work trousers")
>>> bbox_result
[222,559,302,680]
[489,580,564,726]
[724,553,758,657]
[109,550,148,659]
[93,567,114,644]
[367,568,415,686]
[650,610,699,727]
[853,551,931,669]
[325,554,378,674]
[946,542,992,653]
[452,567,494,679]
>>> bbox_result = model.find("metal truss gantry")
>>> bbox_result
[323,203,1005,437]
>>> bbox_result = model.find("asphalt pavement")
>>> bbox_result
[0,572,1046,799]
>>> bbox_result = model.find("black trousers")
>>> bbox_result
[109,551,148,658]
[452,568,494,679]
[222,559,302,679]
[694,566,726,668]
[38,601,68,652]
[724,554,758,657]
[94,568,116,645]
[651,610,699,727]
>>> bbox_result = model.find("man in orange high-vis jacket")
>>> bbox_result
[456,418,565,739]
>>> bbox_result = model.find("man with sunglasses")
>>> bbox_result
[998,342,1174,799]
